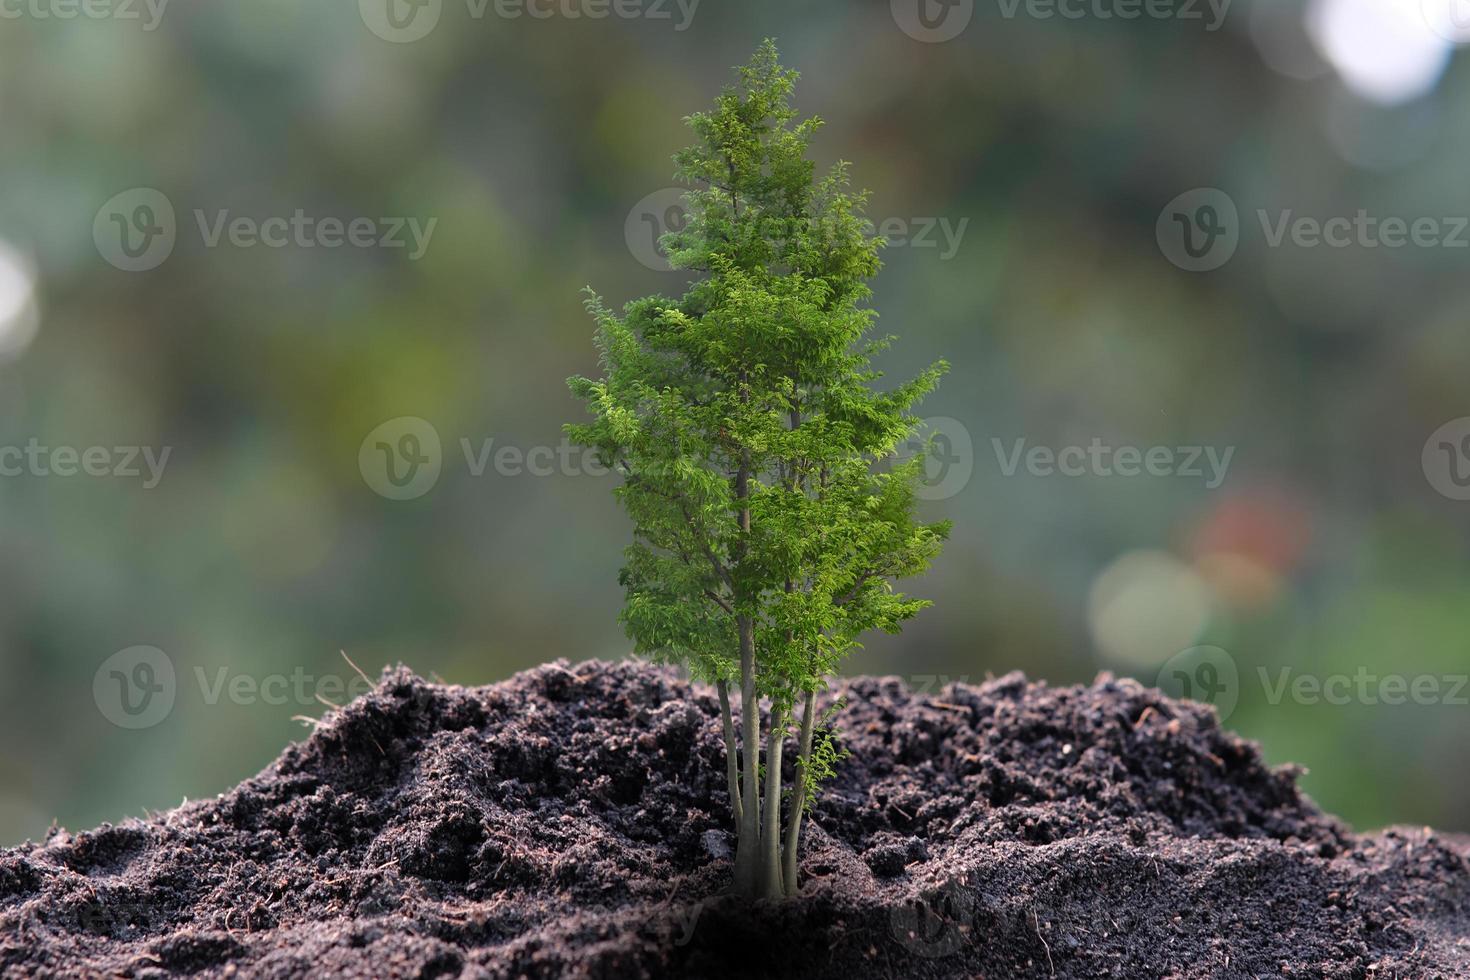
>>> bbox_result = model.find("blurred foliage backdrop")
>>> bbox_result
[1,0,1467,845]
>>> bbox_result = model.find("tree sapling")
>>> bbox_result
[567,40,948,901]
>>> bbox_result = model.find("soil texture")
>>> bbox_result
[2,660,1467,978]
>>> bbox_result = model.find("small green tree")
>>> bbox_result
[567,40,948,901]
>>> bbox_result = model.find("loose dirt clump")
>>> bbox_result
[2,661,1467,978]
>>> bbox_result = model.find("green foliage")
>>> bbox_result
[797,701,850,815]
[567,39,948,897]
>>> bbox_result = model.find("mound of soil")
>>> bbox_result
[2,661,1467,979]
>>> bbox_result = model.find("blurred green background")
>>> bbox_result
[1,0,1467,846]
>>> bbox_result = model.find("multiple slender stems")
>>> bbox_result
[720,657,820,900]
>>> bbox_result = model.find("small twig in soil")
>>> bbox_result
[340,649,372,686]
[928,701,968,713]
[1031,907,1055,977]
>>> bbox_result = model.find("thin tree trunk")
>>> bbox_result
[759,706,786,899]
[732,388,760,898]
[734,616,761,896]
[716,680,742,828]
[781,689,817,896]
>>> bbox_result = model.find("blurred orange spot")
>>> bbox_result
[1190,488,1312,574]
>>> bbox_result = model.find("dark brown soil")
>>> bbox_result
[2,661,1467,979]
